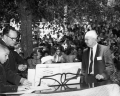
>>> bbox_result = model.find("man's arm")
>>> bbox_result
[13,51,27,71]
[4,60,21,85]
[0,75,31,93]
[81,50,86,75]
[4,60,31,86]
[102,47,115,80]
[0,65,18,93]
[13,51,25,64]
[0,78,18,93]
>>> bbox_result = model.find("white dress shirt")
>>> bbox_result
[88,43,98,74]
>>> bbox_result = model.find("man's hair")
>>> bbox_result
[2,26,16,36]
[85,30,98,39]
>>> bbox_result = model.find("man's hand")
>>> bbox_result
[23,79,32,86]
[95,74,104,80]
[81,70,85,76]
[17,86,30,91]
[18,64,27,71]
[20,78,32,86]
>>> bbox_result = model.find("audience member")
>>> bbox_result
[27,49,42,68]
[53,46,66,63]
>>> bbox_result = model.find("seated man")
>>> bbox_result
[0,44,30,93]
[0,26,30,85]
[1,26,27,77]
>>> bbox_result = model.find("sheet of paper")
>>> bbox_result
[28,62,82,86]
[30,85,51,90]
[62,62,81,73]
[1,85,51,95]
[28,69,36,86]
[34,64,62,86]
[0,89,35,95]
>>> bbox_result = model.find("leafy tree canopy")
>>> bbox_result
[0,0,120,25]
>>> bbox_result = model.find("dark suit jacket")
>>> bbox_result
[82,44,115,84]
[0,39,21,85]
[0,64,18,93]
[0,39,25,73]
[7,50,25,73]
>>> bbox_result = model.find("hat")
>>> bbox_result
[41,55,54,64]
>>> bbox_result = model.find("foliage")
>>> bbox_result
[0,0,120,25]
[0,0,19,23]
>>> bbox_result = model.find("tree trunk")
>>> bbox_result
[18,0,33,58]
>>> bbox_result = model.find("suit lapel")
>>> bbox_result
[94,44,101,62]
[94,44,101,74]
[86,48,90,69]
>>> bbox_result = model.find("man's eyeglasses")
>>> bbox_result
[6,35,18,41]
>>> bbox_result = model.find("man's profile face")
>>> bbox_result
[85,36,95,48]
[5,30,18,47]
[0,49,9,64]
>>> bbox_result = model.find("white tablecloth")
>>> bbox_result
[21,84,120,96]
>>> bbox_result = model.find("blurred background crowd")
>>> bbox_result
[0,0,120,83]
[9,20,120,73]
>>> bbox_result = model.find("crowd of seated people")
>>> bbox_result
[11,20,120,85]
[13,21,120,69]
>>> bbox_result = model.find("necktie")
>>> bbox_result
[89,48,93,74]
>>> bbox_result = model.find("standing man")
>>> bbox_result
[0,26,31,86]
[82,30,115,86]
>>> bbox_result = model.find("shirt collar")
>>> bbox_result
[91,43,98,50]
